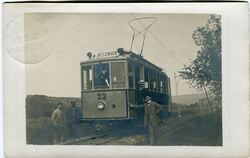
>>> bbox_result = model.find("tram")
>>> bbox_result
[80,48,171,121]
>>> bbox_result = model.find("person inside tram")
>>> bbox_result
[101,69,110,87]
[94,63,110,89]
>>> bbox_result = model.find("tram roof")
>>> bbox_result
[80,48,165,74]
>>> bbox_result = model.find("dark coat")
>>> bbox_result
[66,106,82,125]
[144,101,163,127]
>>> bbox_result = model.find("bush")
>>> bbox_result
[26,95,81,119]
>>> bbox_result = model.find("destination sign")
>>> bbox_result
[96,51,118,58]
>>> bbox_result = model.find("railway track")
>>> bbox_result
[58,134,107,145]
[58,129,146,145]
[80,134,146,145]
[58,116,187,145]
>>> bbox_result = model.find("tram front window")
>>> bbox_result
[82,65,93,90]
[111,62,126,88]
[93,63,110,89]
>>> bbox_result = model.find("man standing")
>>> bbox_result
[144,96,163,145]
[66,101,82,139]
[51,103,65,144]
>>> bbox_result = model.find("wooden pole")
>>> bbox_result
[203,85,213,114]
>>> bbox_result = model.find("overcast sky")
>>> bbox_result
[25,13,211,97]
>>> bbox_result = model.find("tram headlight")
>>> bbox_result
[97,102,105,111]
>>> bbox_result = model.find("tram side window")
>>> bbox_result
[157,75,160,92]
[160,75,164,93]
[149,70,154,91]
[140,65,144,81]
[160,81,163,93]
[128,63,134,88]
[165,78,169,93]
[93,63,110,89]
[111,62,126,88]
[163,79,167,93]
[134,64,141,87]
[153,73,157,91]
[144,68,149,82]
[82,65,92,90]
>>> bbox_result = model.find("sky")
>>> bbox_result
[25,13,211,97]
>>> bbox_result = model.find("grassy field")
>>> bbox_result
[26,117,93,144]
[26,117,54,144]
[158,112,222,146]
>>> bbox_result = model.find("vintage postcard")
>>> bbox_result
[3,2,249,158]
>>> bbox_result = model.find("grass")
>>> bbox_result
[158,112,222,146]
[26,117,92,145]
[26,117,54,144]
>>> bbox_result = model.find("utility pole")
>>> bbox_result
[203,85,214,114]
[174,73,182,117]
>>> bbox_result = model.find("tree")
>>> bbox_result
[179,15,222,107]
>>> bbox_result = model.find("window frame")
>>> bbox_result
[110,61,127,89]
[81,64,93,91]
[93,62,111,90]
[81,59,128,91]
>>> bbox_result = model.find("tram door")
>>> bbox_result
[134,64,144,104]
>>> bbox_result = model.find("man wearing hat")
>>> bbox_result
[66,101,82,139]
[144,96,163,145]
[51,103,65,144]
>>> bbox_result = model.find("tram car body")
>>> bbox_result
[80,48,171,121]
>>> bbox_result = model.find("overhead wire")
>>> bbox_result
[129,14,190,96]
[129,14,209,96]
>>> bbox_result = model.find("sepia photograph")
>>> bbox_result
[3,2,249,158]
[25,13,222,146]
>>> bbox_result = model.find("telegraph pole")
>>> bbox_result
[174,73,182,117]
